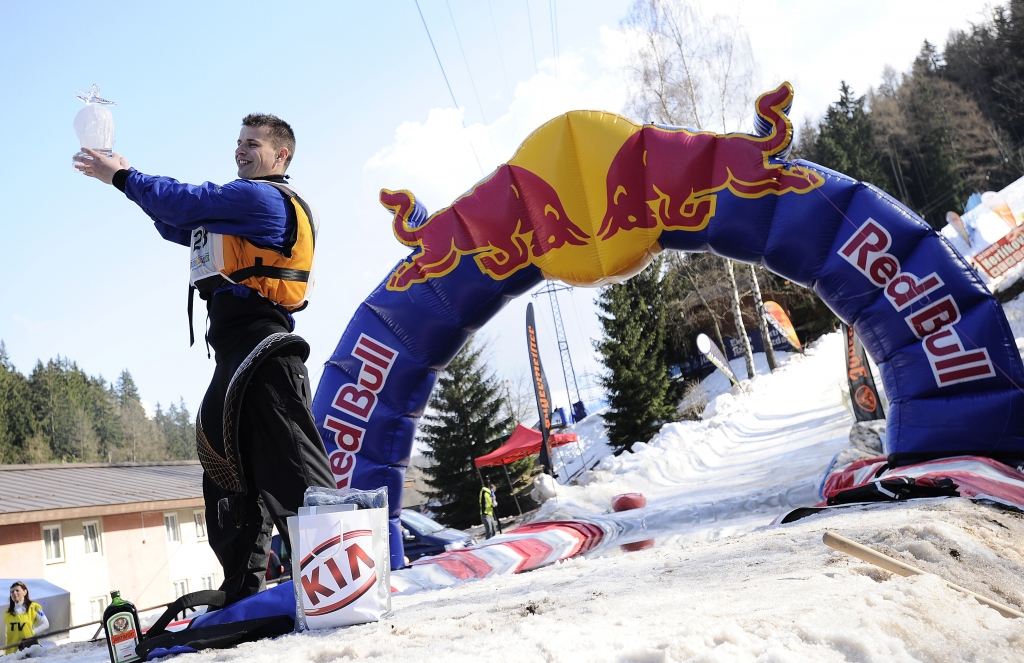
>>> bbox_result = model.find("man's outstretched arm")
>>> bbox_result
[74,148,292,249]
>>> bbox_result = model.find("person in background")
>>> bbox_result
[266,548,286,581]
[479,483,497,539]
[4,582,48,655]
[490,483,503,534]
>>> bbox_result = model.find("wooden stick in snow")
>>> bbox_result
[823,531,1024,619]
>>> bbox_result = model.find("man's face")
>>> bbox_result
[236,126,287,179]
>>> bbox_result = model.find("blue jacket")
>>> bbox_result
[116,169,293,252]
[114,168,301,326]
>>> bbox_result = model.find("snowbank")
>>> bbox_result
[999,293,1024,355]
[549,407,614,484]
[29,499,1024,662]
[553,347,796,487]
[533,333,850,544]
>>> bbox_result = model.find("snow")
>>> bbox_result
[21,318,1024,661]
[549,406,615,484]
[554,347,796,486]
[534,335,847,548]
[30,500,1024,662]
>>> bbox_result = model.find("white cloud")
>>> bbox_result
[362,25,631,214]
[357,27,630,406]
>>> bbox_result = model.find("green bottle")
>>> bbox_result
[103,590,141,663]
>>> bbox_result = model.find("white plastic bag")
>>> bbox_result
[288,506,391,630]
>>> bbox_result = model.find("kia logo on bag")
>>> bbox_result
[299,529,377,616]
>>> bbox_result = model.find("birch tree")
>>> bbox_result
[624,0,769,376]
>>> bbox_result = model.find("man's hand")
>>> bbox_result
[73,148,130,185]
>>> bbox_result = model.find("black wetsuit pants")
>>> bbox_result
[199,292,336,601]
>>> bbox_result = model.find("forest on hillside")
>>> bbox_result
[795,2,1024,228]
[592,1,1024,453]
[0,342,196,464]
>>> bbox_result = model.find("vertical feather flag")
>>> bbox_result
[842,323,885,421]
[526,303,554,474]
[763,302,802,353]
[697,333,739,386]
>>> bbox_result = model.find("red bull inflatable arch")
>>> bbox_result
[311,83,1024,569]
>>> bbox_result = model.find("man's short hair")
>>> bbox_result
[242,113,296,168]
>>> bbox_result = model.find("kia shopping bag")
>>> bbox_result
[288,506,392,630]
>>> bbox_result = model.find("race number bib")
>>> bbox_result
[189,227,224,286]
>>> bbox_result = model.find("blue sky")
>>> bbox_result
[0,0,994,416]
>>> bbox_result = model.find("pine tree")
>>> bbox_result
[419,340,522,529]
[815,82,894,190]
[944,1,1024,177]
[29,358,108,462]
[1,343,193,464]
[869,42,1012,227]
[116,370,142,461]
[0,342,35,463]
[595,257,676,453]
[156,399,197,461]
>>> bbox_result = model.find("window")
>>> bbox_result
[164,513,180,543]
[90,596,107,622]
[201,575,215,591]
[172,580,189,599]
[83,520,102,555]
[194,510,207,541]
[43,524,63,563]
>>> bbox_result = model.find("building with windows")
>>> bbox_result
[0,462,220,628]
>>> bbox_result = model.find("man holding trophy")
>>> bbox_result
[74,110,335,602]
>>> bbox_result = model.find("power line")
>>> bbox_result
[487,0,522,139]
[525,0,538,74]
[445,0,501,161]
[445,0,489,125]
[549,0,560,77]
[415,0,460,118]
[414,0,484,176]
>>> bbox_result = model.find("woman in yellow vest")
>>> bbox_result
[4,581,48,654]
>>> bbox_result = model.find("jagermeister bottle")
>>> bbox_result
[103,591,141,663]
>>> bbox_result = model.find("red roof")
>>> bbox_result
[474,424,578,468]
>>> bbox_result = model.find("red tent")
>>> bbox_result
[474,424,578,468]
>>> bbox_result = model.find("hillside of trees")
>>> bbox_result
[796,2,1024,228]
[591,1,1024,453]
[0,341,196,464]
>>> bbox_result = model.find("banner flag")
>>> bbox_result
[763,301,802,352]
[841,323,885,422]
[946,211,972,247]
[983,190,1018,230]
[526,303,554,475]
[697,333,739,386]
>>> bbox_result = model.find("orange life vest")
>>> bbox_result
[188,180,317,310]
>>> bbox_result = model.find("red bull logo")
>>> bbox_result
[598,84,823,240]
[381,166,589,291]
[381,82,823,289]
